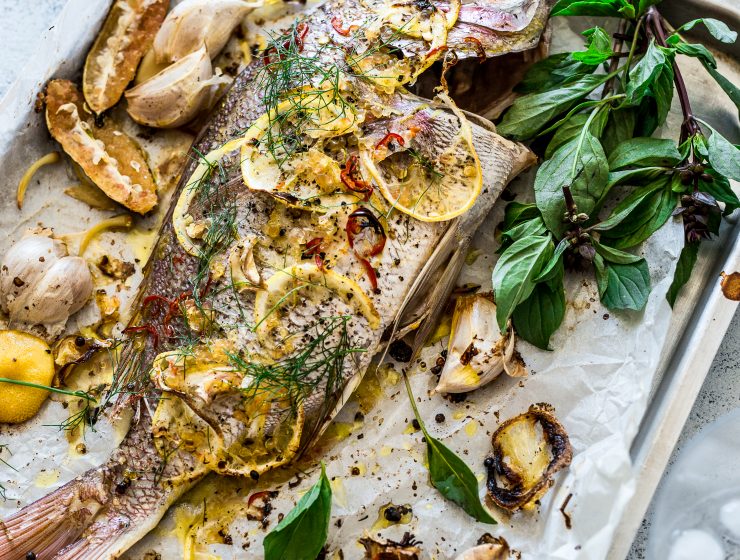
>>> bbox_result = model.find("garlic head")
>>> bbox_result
[434,293,526,394]
[153,0,257,63]
[125,47,230,128]
[0,234,93,332]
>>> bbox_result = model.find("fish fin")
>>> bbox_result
[0,468,111,560]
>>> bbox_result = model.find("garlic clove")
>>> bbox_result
[125,47,231,128]
[434,293,525,394]
[228,239,263,291]
[17,257,93,325]
[0,235,65,313]
[153,0,258,63]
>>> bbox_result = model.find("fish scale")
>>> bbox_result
[0,0,546,557]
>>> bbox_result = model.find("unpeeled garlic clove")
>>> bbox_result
[229,239,263,291]
[434,293,526,394]
[153,0,258,63]
[125,47,230,128]
[0,233,93,330]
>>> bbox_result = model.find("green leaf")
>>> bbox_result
[601,181,678,248]
[667,35,717,67]
[498,74,610,141]
[502,202,541,231]
[535,132,609,237]
[592,181,665,232]
[636,0,661,16]
[545,108,609,159]
[572,27,614,65]
[593,253,608,297]
[666,242,700,307]
[533,238,569,283]
[592,238,642,264]
[512,272,566,350]
[426,434,496,524]
[607,167,669,189]
[264,463,332,560]
[626,41,671,105]
[699,170,740,214]
[608,137,682,169]
[498,217,547,253]
[601,107,636,155]
[551,0,625,18]
[699,121,740,181]
[600,260,651,311]
[701,61,740,116]
[679,18,738,44]
[492,235,553,332]
[515,53,597,94]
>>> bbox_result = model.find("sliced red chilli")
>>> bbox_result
[463,36,487,63]
[341,155,373,199]
[302,237,326,268]
[331,16,352,36]
[346,208,386,292]
[375,132,406,152]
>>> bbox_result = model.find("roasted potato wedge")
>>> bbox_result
[83,0,168,114]
[45,79,157,214]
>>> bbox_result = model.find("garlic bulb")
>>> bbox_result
[434,293,526,394]
[153,0,257,63]
[0,234,93,331]
[125,47,230,128]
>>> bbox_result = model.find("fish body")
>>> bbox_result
[0,0,543,558]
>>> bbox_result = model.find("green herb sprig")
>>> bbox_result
[493,0,740,349]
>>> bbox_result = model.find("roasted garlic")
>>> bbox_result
[0,234,93,334]
[153,0,256,63]
[125,47,230,128]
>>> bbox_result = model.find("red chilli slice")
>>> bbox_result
[341,155,373,199]
[463,36,487,63]
[331,16,352,36]
[346,208,386,292]
[375,132,405,151]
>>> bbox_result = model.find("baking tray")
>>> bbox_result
[0,0,738,558]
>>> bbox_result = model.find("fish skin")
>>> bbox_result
[0,0,542,558]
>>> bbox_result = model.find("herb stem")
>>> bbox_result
[402,371,429,437]
[0,377,94,401]
[604,20,627,96]
[623,16,645,85]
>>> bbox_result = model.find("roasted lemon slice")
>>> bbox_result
[359,94,482,222]
[241,92,364,212]
[254,263,380,358]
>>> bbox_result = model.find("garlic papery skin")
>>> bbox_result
[0,234,93,332]
[434,294,525,394]
[153,0,258,63]
[125,47,230,128]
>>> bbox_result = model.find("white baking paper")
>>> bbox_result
[0,3,737,560]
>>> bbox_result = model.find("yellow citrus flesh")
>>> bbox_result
[0,330,55,424]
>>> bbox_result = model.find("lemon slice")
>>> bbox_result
[381,0,460,37]
[240,92,364,212]
[360,94,482,222]
[254,263,380,358]
[173,136,248,256]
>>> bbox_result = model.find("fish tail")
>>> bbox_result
[0,467,112,560]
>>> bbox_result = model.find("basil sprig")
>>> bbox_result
[263,463,332,560]
[493,1,740,349]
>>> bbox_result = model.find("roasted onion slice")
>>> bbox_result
[485,404,572,512]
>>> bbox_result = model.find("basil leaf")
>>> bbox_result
[701,61,740,116]
[535,132,609,237]
[699,171,740,214]
[592,181,665,232]
[515,53,597,94]
[592,238,642,264]
[667,35,717,67]
[545,107,609,159]
[502,201,541,231]
[636,0,661,16]
[492,235,553,332]
[264,463,332,560]
[498,217,547,253]
[607,167,669,189]
[601,107,636,155]
[650,62,676,128]
[498,74,609,141]
[426,434,496,524]
[608,137,682,169]
[593,253,608,298]
[601,182,678,249]
[699,121,740,181]
[572,27,614,65]
[679,18,738,44]
[626,41,672,105]
[512,271,566,350]
[551,0,625,18]
[600,260,651,311]
[666,242,700,307]
[533,238,569,283]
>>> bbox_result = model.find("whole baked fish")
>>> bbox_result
[0,0,543,557]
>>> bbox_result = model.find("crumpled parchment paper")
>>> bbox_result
[0,2,735,559]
